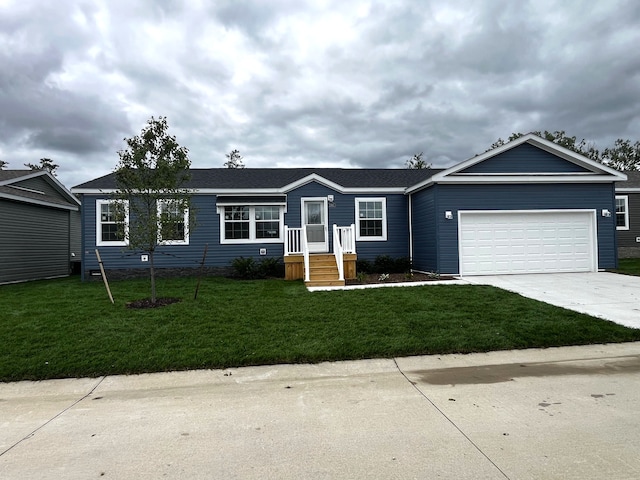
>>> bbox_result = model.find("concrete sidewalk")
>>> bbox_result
[2,342,640,479]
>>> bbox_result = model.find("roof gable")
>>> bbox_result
[407,133,626,193]
[459,143,592,174]
[0,170,80,210]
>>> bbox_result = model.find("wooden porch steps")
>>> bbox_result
[305,254,345,287]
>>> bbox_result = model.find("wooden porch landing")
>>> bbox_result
[285,253,357,287]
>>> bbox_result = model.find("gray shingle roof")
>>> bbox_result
[0,170,36,182]
[0,170,79,209]
[617,171,640,188]
[73,168,441,190]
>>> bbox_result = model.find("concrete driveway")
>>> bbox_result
[462,272,640,329]
[2,343,640,479]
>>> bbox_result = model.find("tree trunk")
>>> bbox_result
[149,251,156,304]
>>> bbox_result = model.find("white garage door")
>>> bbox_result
[459,210,597,276]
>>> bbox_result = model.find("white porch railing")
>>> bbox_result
[332,225,344,281]
[284,226,303,255]
[285,224,355,283]
[335,224,356,254]
[285,226,310,281]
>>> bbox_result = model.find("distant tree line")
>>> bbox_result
[0,158,59,175]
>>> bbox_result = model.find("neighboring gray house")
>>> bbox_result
[0,170,81,284]
[616,171,640,258]
[72,134,626,286]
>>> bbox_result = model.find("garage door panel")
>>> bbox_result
[460,211,596,275]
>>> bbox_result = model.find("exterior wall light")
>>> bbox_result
[445,211,453,220]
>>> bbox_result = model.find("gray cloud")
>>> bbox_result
[0,0,639,186]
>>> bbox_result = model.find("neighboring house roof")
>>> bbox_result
[0,170,80,210]
[72,168,442,194]
[616,171,640,192]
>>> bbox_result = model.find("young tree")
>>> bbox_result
[112,116,192,304]
[25,158,59,175]
[0,160,8,169]
[405,152,431,169]
[224,149,245,168]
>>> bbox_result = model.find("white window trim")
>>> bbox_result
[96,199,128,247]
[355,197,387,241]
[157,201,189,245]
[217,205,285,244]
[616,195,629,231]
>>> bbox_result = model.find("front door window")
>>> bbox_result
[303,199,328,252]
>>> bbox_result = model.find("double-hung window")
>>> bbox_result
[615,196,629,230]
[96,200,128,246]
[219,204,284,243]
[158,201,189,244]
[355,198,387,241]
[224,206,250,240]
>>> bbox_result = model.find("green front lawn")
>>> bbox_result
[613,258,640,276]
[2,276,640,382]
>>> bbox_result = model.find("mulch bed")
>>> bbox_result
[126,297,182,309]
[345,273,455,285]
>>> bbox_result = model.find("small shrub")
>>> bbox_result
[259,257,284,278]
[231,256,284,279]
[378,273,390,282]
[427,271,440,279]
[373,255,412,274]
[373,255,395,274]
[356,271,367,283]
[393,257,412,273]
[356,259,373,274]
[231,257,261,279]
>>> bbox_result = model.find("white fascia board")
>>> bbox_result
[43,173,81,206]
[281,173,344,192]
[616,188,640,193]
[279,173,405,194]
[436,174,624,184]
[72,186,407,196]
[0,192,79,210]
[450,133,628,178]
[405,133,626,194]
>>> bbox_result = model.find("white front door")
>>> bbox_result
[302,198,328,253]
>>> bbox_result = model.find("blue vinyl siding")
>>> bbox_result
[284,182,409,260]
[81,182,409,276]
[427,183,617,274]
[461,144,590,174]
[410,186,438,272]
[83,195,286,274]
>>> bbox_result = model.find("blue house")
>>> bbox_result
[71,134,626,286]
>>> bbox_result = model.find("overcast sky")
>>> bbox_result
[1,0,640,188]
